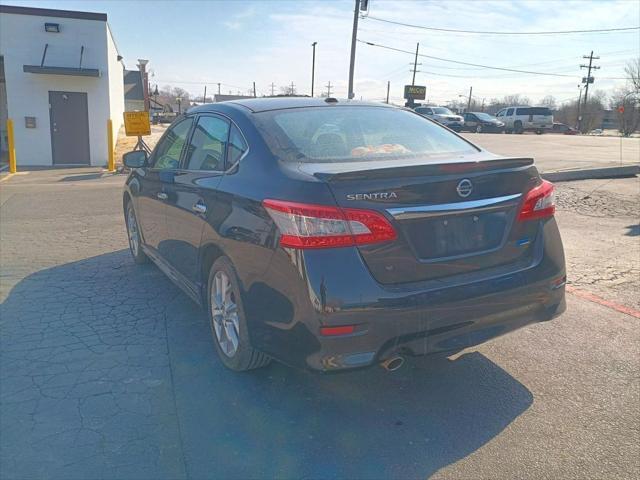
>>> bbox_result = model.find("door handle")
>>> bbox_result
[192,201,207,214]
[157,192,168,200]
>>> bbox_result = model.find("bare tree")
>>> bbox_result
[539,95,557,110]
[611,87,640,136]
[625,58,640,92]
[580,90,608,133]
[279,85,296,96]
[485,94,531,114]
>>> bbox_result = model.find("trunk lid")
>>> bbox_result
[296,154,542,284]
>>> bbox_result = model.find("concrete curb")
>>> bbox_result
[542,165,639,182]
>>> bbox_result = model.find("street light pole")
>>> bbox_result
[347,0,361,99]
[311,42,317,97]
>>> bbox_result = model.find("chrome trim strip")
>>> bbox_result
[386,193,522,220]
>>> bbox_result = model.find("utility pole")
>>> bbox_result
[217,83,221,95]
[290,81,295,95]
[579,51,600,131]
[411,43,420,86]
[347,0,361,99]
[326,81,333,97]
[203,85,207,104]
[467,86,473,112]
[386,81,390,104]
[270,82,276,96]
[253,81,257,98]
[481,98,485,112]
[311,41,317,97]
[576,84,583,128]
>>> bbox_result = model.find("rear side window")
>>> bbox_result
[506,108,515,116]
[184,115,230,171]
[256,106,477,163]
[227,125,248,166]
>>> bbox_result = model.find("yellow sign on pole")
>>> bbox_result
[123,111,151,136]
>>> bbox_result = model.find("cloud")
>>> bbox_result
[224,21,242,30]
[224,6,256,30]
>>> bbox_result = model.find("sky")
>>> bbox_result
[8,0,640,105]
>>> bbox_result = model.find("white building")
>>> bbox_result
[0,5,124,166]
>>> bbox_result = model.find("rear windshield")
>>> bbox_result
[515,107,552,116]
[255,106,477,163]
[432,107,453,115]
[474,112,495,121]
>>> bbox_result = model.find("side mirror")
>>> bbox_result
[123,150,148,168]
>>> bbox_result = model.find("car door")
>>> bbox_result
[505,108,515,128]
[136,117,193,255]
[464,113,477,129]
[163,114,230,287]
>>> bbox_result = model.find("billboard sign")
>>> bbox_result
[404,85,426,100]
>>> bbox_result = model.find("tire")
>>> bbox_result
[514,121,524,134]
[535,129,543,135]
[207,256,271,371]
[125,201,148,264]
[475,125,483,133]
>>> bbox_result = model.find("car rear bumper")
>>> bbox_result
[247,219,566,372]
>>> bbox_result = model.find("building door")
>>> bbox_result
[49,91,90,165]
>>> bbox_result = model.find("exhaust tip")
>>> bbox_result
[380,355,404,372]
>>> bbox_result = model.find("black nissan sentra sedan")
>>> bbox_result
[122,98,566,373]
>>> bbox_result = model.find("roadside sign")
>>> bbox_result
[582,76,594,84]
[123,111,151,136]
[404,85,426,100]
[618,106,625,113]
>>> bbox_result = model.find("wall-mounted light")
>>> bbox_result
[44,23,60,33]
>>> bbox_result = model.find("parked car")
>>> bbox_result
[462,112,505,133]
[551,122,578,135]
[122,98,566,373]
[495,106,553,134]
[414,105,464,131]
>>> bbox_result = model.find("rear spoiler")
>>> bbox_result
[312,157,535,182]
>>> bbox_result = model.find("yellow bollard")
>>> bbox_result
[6,119,16,173]
[107,119,115,172]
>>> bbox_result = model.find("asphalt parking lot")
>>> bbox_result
[1,161,639,478]
[461,132,639,172]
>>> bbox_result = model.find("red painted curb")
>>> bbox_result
[566,285,640,319]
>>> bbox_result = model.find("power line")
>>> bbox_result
[363,15,640,35]
[357,39,628,79]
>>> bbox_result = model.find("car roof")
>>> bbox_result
[188,97,393,114]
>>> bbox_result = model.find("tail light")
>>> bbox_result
[518,180,555,221]
[263,199,396,249]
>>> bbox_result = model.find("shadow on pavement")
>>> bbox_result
[624,224,639,236]
[1,250,533,479]
[59,173,106,182]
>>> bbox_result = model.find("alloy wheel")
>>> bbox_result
[127,205,140,257]
[211,271,240,357]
